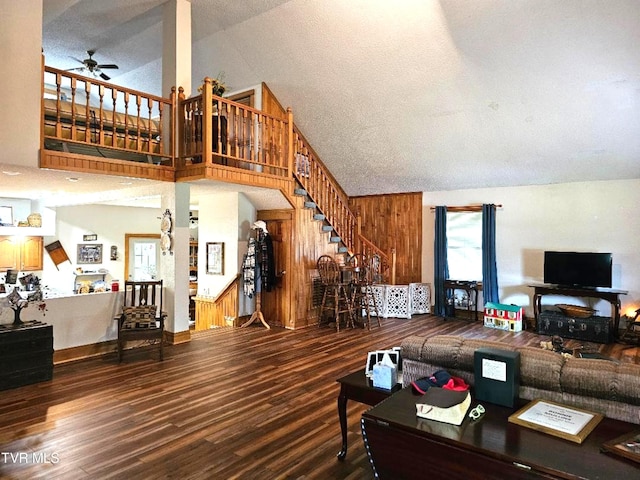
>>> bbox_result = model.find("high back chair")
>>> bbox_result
[117,280,165,362]
[317,255,354,332]
[347,253,382,329]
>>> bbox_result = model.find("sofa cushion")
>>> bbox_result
[560,358,618,400]
[517,346,564,392]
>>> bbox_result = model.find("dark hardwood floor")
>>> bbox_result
[1,315,638,479]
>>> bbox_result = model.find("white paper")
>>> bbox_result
[517,401,594,435]
[482,358,507,382]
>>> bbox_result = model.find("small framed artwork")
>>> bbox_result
[206,242,224,275]
[77,244,103,264]
[83,234,98,241]
[0,206,13,226]
[602,430,640,464]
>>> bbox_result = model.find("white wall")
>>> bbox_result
[0,0,42,168]
[43,204,160,292]
[422,179,640,317]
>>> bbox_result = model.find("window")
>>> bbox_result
[446,211,482,281]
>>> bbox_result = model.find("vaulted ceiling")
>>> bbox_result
[37,0,640,198]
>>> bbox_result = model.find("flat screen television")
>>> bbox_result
[543,251,612,288]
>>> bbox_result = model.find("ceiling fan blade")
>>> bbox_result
[100,72,111,81]
[65,67,85,72]
[97,64,119,70]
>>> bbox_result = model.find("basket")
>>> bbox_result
[556,304,594,318]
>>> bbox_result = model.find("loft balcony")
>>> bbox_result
[40,63,394,278]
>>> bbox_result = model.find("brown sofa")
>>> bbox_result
[401,334,640,424]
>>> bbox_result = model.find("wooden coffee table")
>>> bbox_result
[336,370,400,460]
[362,387,640,479]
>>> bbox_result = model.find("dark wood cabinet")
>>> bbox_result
[0,322,53,390]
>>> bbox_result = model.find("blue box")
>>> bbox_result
[372,363,397,390]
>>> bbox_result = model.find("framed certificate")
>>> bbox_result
[508,399,603,444]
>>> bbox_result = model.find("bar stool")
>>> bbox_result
[317,255,355,331]
[347,253,381,329]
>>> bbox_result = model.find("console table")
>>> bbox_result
[444,280,480,321]
[361,388,640,479]
[0,321,53,391]
[530,284,627,337]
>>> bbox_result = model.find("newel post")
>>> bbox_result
[391,248,397,285]
[287,107,294,178]
[202,77,213,165]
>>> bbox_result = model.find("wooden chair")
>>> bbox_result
[117,280,165,362]
[347,253,381,330]
[317,255,354,332]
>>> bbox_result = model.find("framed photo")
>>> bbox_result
[508,398,603,444]
[206,242,224,275]
[83,234,98,241]
[77,243,103,264]
[602,430,640,464]
[0,206,13,226]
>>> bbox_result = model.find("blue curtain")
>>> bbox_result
[482,204,499,304]
[434,206,449,317]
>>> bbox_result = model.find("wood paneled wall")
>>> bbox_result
[260,194,343,329]
[349,192,423,285]
[261,82,287,119]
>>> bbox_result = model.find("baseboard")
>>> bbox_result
[53,330,192,364]
[54,340,117,364]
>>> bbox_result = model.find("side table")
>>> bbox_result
[336,370,400,460]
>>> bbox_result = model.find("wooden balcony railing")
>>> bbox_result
[178,78,291,179]
[42,66,175,165]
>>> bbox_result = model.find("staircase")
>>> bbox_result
[291,125,393,280]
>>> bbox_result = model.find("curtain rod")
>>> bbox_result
[429,204,502,212]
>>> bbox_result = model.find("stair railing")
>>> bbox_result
[292,125,395,283]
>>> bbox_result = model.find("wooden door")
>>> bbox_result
[260,215,291,328]
[0,237,19,271]
[20,237,43,271]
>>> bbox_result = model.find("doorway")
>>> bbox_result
[124,234,161,281]
[259,213,291,328]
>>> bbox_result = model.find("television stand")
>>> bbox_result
[530,284,627,338]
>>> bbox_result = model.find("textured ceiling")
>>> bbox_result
[34,0,640,202]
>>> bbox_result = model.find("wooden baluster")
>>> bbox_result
[135,95,142,152]
[84,81,91,144]
[123,92,130,151]
[157,97,164,156]
[147,97,154,153]
[98,84,105,145]
[70,78,77,141]
[54,73,62,138]
[111,88,118,149]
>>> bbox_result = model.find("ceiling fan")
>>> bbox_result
[67,50,119,81]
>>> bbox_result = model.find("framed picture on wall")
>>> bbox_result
[206,242,224,275]
[77,244,103,264]
[0,206,13,226]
